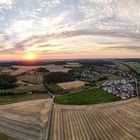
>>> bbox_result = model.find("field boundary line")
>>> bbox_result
[45,99,54,140]
[42,83,55,140]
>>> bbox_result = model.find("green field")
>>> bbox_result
[0,93,49,105]
[55,88,120,105]
[116,62,130,71]
[45,83,66,95]
[123,62,140,74]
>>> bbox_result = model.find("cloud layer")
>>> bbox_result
[0,0,140,59]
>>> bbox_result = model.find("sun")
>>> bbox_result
[24,53,37,60]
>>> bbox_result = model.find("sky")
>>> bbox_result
[0,0,140,60]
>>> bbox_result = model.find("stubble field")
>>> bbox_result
[57,80,86,90]
[11,65,71,76]
[50,98,140,140]
[0,99,52,140]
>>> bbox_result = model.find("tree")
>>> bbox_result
[0,75,17,89]
[98,76,108,81]
[36,67,49,73]
[44,72,74,84]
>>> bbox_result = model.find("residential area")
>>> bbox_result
[102,79,137,99]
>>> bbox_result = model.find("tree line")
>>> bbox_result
[43,72,74,84]
[0,75,17,89]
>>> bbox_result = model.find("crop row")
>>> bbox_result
[49,98,140,140]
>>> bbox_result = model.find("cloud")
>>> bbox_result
[16,30,140,47]
[105,45,140,51]
[41,0,62,8]
[0,0,140,59]
[0,0,13,6]
[0,0,14,10]
[5,11,69,42]
[1,29,139,55]
[0,32,9,41]
[78,0,140,33]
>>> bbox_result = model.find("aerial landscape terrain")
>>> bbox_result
[0,59,140,140]
[0,0,140,140]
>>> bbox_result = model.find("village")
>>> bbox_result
[69,62,134,80]
[73,69,98,79]
[102,79,137,99]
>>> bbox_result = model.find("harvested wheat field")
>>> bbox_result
[57,80,86,90]
[17,73,40,84]
[45,65,71,73]
[0,82,46,93]
[11,65,71,76]
[64,62,81,68]
[50,98,140,140]
[0,99,52,140]
[11,66,37,76]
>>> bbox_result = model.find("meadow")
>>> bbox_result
[55,88,120,105]
[123,62,140,74]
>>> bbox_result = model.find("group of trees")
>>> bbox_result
[0,91,25,96]
[44,72,74,84]
[80,60,114,68]
[0,75,17,89]
[36,67,49,73]
[98,76,108,81]
[43,67,109,87]
[0,60,67,67]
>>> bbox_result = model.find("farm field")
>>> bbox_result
[11,66,38,76]
[50,98,140,140]
[64,62,82,68]
[11,64,71,76]
[15,71,45,92]
[0,99,52,140]
[17,73,40,84]
[0,93,50,105]
[123,62,140,74]
[0,67,14,75]
[116,62,130,71]
[55,88,120,105]
[57,80,86,90]
[46,84,66,95]
[0,132,16,140]
[0,83,46,93]
[108,75,125,80]
[45,64,71,72]
[1,71,45,93]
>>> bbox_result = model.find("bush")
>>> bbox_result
[44,83,66,95]
[98,76,108,81]
[36,67,49,73]
[0,91,26,96]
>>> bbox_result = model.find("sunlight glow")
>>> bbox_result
[24,53,37,60]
